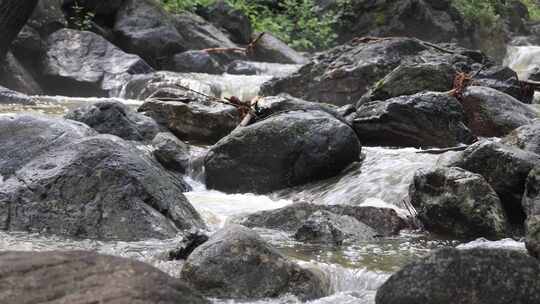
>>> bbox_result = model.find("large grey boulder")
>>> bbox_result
[65,100,161,141]
[199,0,253,44]
[459,86,538,137]
[42,29,153,96]
[152,132,191,173]
[523,166,540,258]
[354,92,475,148]
[181,225,329,300]
[251,32,308,64]
[0,251,209,304]
[450,140,540,226]
[376,248,540,304]
[502,121,540,155]
[28,0,67,35]
[173,11,238,51]
[410,167,507,239]
[205,110,360,193]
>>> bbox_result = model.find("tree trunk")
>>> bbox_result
[0,0,39,60]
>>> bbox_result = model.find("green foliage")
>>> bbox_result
[522,0,540,21]
[69,0,95,31]
[453,0,502,27]
[160,0,338,51]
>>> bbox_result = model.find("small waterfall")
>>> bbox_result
[504,45,540,80]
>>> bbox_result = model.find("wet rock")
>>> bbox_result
[169,229,210,260]
[152,132,191,173]
[139,92,240,144]
[450,140,540,226]
[294,210,377,245]
[11,26,45,62]
[354,92,475,148]
[0,113,95,179]
[0,86,36,105]
[376,248,540,304]
[252,32,308,64]
[205,110,360,194]
[166,50,225,74]
[0,52,42,95]
[65,100,161,141]
[501,120,540,155]
[474,66,533,104]
[173,11,238,51]
[410,167,507,239]
[459,86,538,137]
[181,224,329,300]
[234,202,408,237]
[42,29,153,97]
[524,166,540,259]
[28,0,67,35]
[199,0,253,44]
[0,128,205,240]
[359,62,455,104]
[0,251,209,304]
[114,0,185,67]
[261,37,478,106]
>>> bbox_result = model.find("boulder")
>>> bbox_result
[181,224,329,300]
[261,37,481,106]
[11,25,45,62]
[473,66,533,104]
[234,202,409,237]
[376,248,540,304]
[139,92,240,144]
[459,86,538,137]
[294,210,378,245]
[114,0,185,67]
[252,32,308,64]
[0,113,95,179]
[65,100,160,141]
[0,52,42,95]
[173,12,238,51]
[410,167,507,239]
[0,86,36,105]
[501,121,540,155]
[449,140,540,226]
[354,92,475,148]
[199,0,253,44]
[152,132,191,173]
[523,166,540,258]
[0,251,209,304]
[28,0,67,35]
[0,121,205,240]
[166,50,225,74]
[205,110,360,193]
[42,29,153,97]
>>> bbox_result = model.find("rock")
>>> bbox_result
[205,110,360,194]
[42,29,153,97]
[166,50,225,74]
[449,140,540,226]
[234,202,409,237]
[474,66,533,104]
[28,0,67,35]
[168,229,210,260]
[410,167,507,239]
[294,210,378,245]
[181,224,329,300]
[173,12,238,51]
[0,52,43,95]
[0,86,36,105]
[199,0,253,44]
[359,62,455,104]
[375,248,540,304]
[0,123,205,240]
[152,132,191,173]
[139,92,240,144]
[11,26,45,62]
[261,37,481,106]
[252,32,308,64]
[0,251,209,304]
[524,166,540,258]
[114,0,185,67]
[354,92,475,148]
[0,113,95,179]
[501,121,540,155]
[459,86,538,137]
[122,72,217,100]
[65,100,161,141]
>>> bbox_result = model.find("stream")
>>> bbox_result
[0,50,534,303]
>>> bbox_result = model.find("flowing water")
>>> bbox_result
[0,60,529,303]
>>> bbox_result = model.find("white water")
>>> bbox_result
[505,45,540,80]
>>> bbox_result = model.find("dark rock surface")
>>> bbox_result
[65,100,161,141]
[0,86,36,105]
[43,29,153,96]
[410,167,507,239]
[0,251,209,304]
[205,110,360,193]
[168,229,210,260]
[354,92,475,148]
[28,0,67,35]
[199,0,253,44]
[502,120,540,155]
[166,50,225,74]
[152,132,191,173]
[0,52,43,95]
[181,224,329,300]
[523,166,540,258]
[252,32,308,64]
[449,140,540,226]
[376,248,540,304]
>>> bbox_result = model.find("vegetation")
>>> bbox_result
[69,1,95,31]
